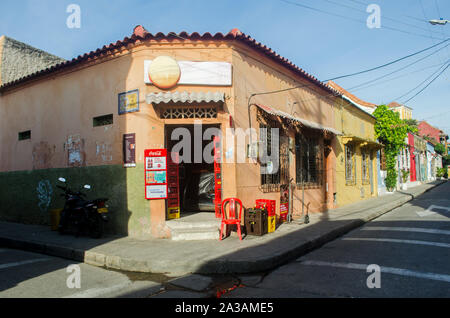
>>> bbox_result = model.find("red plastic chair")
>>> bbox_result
[220,198,244,241]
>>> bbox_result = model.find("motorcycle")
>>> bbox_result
[57,177,109,238]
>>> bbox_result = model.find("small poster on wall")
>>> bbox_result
[118,89,139,115]
[123,133,136,167]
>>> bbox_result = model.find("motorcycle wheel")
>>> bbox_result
[89,214,104,239]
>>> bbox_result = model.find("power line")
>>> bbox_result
[421,110,450,121]
[327,37,450,81]
[419,0,449,81]
[279,0,446,41]
[392,61,449,101]
[402,63,449,103]
[242,37,450,99]
[347,42,450,91]
[350,61,449,93]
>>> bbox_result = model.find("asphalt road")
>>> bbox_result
[1,182,449,298]
[0,248,165,298]
[225,181,450,298]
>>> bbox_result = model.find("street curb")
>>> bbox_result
[0,181,446,275]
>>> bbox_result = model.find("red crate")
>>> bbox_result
[255,199,276,217]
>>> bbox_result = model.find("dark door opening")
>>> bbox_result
[165,124,220,215]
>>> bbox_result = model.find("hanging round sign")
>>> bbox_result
[148,56,181,89]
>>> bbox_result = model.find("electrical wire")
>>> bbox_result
[392,61,449,101]
[279,0,446,41]
[402,63,449,103]
[347,42,450,91]
[350,61,449,93]
[168,28,448,113]
[327,38,449,81]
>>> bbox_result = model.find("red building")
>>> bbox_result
[418,121,443,145]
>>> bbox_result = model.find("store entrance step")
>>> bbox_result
[166,212,221,241]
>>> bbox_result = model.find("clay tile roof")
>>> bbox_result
[0,25,341,96]
[327,81,377,108]
[388,101,402,108]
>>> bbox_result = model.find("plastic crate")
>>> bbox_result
[245,208,268,236]
[255,199,276,216]
[268,215,276,233]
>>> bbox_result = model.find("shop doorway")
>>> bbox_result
[165,124,221,217]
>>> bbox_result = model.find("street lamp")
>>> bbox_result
[429,19,449,25]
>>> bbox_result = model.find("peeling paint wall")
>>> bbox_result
[32,141,55,170]
[66,134,86,167]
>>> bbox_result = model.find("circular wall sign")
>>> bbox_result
[148,56,181,89]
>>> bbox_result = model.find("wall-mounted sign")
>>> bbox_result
[145,149,168,200]
[144,58,232,88]
[118,89,139,115]
[123,133,136,168]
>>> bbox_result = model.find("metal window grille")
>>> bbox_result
[260,122,283,192]
[18,130,31,141]
[93,114,113,127]
[345,144,356,185]
[161,107,217,119]
[295,134,323,188]
[362,150,370,184]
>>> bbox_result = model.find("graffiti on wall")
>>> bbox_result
[37,180,53,212]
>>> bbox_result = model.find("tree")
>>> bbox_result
[373,105,408,191]
[403,119,418,134]
[435,143,445,155]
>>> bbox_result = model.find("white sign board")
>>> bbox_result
[146,185,168,200]
[144,60,232,86]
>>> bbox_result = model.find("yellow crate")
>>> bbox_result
[50,209,63,231]
[268,215,276,233]
[168,207,180,220]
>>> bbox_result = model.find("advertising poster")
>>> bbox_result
[123,133,136,167]
[280,184,289,223]
[118,89,140,115]
[144,149,168,200]
[146,171,167,184]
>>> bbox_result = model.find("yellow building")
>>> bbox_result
[328,81,382,207]
[388,102,413,120]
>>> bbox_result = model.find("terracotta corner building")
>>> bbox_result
[1,26,377,239]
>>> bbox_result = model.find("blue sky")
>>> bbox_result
[1,0,449,136]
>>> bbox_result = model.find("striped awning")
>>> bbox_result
[256,104,342,136]
[146,91,225,105]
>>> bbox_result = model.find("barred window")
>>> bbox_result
[345,144,356,185]
[362,150,370,184]
[295,134,322,187]
[260,123,281,190]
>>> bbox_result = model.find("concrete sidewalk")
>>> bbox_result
[0,180,446,276]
